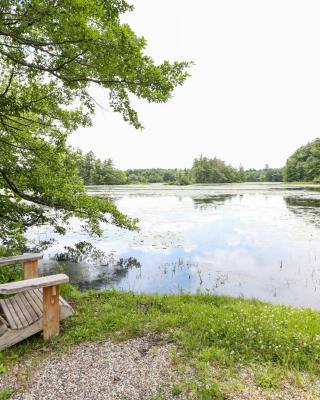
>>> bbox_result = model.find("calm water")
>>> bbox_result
[28,183,320,308]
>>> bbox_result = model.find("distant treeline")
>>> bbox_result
[77,151,285,185]
[77,138,320,185]
[127,161,284,184]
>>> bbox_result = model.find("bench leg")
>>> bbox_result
[43,285,60,340]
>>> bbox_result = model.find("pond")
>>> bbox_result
[29,183,320,308]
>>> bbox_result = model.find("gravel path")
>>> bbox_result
[1,337,319,399]
[1,336,181,400]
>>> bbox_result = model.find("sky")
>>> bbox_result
[69,0,320,170]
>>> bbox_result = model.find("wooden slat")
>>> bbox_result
[0,299,21,329]
[0,274,69,294]
[26,290,43,316]
[0,299,17,329]
[0,316,8,327]
[0,254,42,266]
[15,293,34,325]
[9,297,29,328]
[0,323,7,337]
[0,319,42,351]
[59,296,69,307]
[33,288,43,302]
[0,294,73,350]
[19,292,39,322]
[1,290,42,330]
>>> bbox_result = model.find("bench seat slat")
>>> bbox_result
[19,292,40,322]
[0,322,7,337]
[26,290,43,315]
[9,297,29,328]
[0,287,73,331]
[2,291,41,330]
[0,299,18,329]
[0,299,20,329]
[34,288,42,302]
[15,294,34,325]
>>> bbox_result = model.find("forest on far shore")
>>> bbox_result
[77,138,320,185]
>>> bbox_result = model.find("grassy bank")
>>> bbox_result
[1,287,320,398]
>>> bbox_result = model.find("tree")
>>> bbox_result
[244,167,283,182]
[125,168,179,184]
[176,169,192,185]
[238,165,245,182]
[285,138,320,182]
[191,156,240,183]
[0,0,191,252]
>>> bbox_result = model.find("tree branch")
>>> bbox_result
[0,168,68,210]
[1,69,14,97]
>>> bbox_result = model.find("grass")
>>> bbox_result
[1,285,320,397]
[0,390,12,400]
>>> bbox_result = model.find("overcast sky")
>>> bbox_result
[69,0,320,170]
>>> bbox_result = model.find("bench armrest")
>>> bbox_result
[0,274,69,294]
[0,253,43,266]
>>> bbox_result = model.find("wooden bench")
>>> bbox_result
[0,254,73,350]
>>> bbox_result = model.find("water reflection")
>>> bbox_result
[192,194,235,210]
[285,197,320,207]
[30,183,320,309]
[285,197,320,228]
[41,242,141,291]
[78,257,141,291]
[54,241,108,264]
